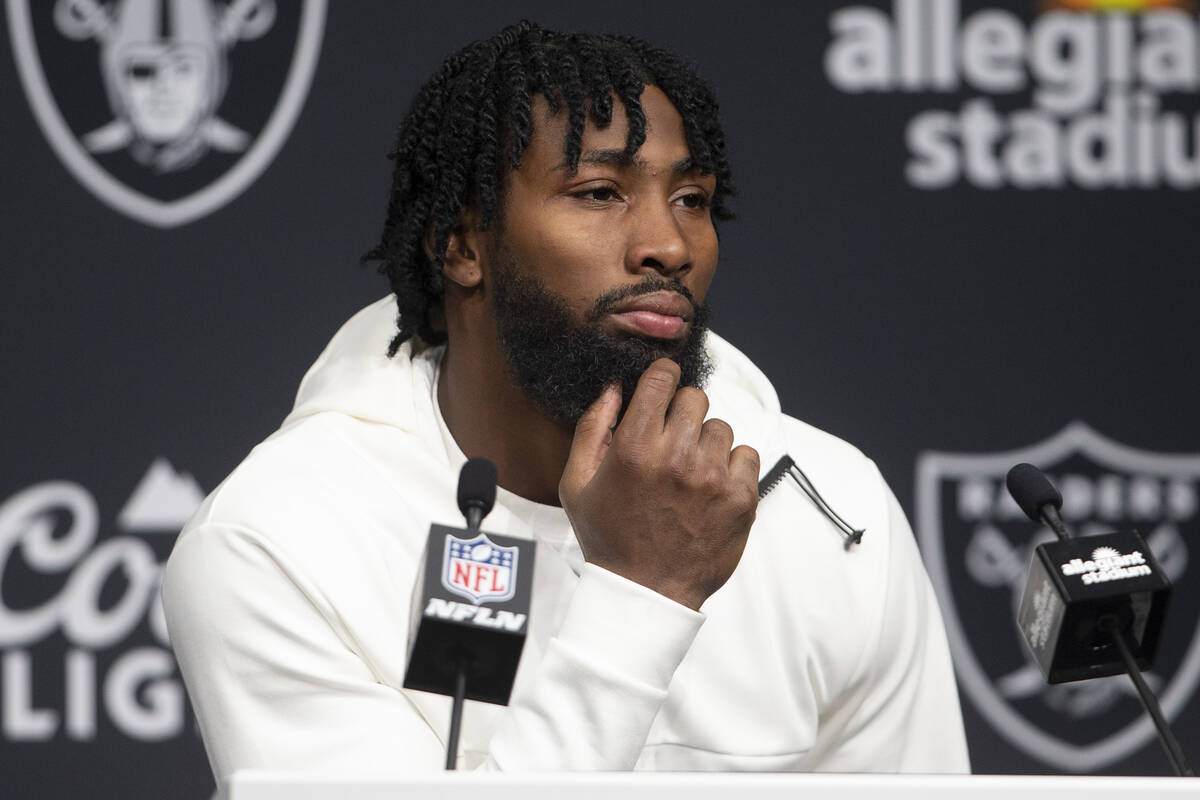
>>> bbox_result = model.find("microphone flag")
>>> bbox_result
[1018,529,1171,684]
[404,525,535,705]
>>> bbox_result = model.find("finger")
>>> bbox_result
[664,386,709,442]
[615,359,681,442]
[560,384,621,499]
[729,444,761,489]
[698,417,735,458]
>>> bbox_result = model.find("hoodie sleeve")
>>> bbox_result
[162,523,703,785]
[488,564,704,769]
[799,472,971,773]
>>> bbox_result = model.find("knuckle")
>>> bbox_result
[733,443,759,469]
[744,445,761,468]
[703,418,734,442]
[700,464,727,494]
[668,456,694,484]
[614,443,650,473]
[734,482,760,512]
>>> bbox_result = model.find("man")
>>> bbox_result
[163,22,970,783]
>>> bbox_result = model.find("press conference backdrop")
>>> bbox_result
[3,0,1199,796]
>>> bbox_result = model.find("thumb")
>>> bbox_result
[560,384,620,500]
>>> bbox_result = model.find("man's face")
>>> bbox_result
[483,85,720,423]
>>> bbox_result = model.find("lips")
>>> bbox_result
[604,291,694,340]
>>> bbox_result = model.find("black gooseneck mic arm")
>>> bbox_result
[1097,615,1194,776]
[1007,463,1194,777]
[1038,503,1070,544]
[444,458,499,771]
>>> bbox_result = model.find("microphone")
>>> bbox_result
[1005,462,1068,542]
[1007,462,1170,683]
[458,457,497,531]
[1007,463,1191,776]
[403,458,535,769]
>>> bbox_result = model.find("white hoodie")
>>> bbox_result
[162,296,969,785]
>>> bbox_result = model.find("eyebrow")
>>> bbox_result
[558,149,699,175]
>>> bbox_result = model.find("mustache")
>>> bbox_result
[585,278,702,323]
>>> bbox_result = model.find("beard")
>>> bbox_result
[490,261,713,426]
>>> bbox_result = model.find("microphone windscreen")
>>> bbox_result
[1006,462,1063,523]
[457,457,498,517]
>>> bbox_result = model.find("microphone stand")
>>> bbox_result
[1011,468,1194,777]
[444,652,469,770]
[1038,502,1193,776]
[445,503,484,771]
[1097,616,1195,777]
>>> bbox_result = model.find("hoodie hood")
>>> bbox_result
[283,296,786,462]
[283,296,428,433]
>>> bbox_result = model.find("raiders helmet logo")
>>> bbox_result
[916,422,1200,772]
[7,0,327,227]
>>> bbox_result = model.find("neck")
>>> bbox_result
[437,332,574,507]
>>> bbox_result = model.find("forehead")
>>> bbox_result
[521,86,691,173]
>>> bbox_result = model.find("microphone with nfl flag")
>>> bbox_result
[404,457,536,769]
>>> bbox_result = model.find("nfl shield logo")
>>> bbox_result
[7,0,326,227]
[442,533,518,605]
[916,422,1200,773]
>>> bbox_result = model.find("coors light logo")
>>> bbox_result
[0,459,210,794]
[6,0,327,227]
[917,422,1200,772]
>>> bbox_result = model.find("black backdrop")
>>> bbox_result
[4,1,1199,796]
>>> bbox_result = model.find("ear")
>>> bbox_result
[425,213,484,289]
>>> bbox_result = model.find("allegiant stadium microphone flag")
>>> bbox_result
[1006,464,1171,685]
[4,1,1200,796]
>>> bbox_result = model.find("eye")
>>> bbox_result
[128,62,157,80]
[572,186,622,203]
[674,191,711,210]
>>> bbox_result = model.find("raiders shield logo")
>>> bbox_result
[916,422,1200,772]
[6,0,326,227]
[442,533,518,605]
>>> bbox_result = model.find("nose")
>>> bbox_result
[625,201,690,278]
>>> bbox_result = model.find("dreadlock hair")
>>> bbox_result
[362,21,736,356]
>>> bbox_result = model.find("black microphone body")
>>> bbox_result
[1016,530,1170,683]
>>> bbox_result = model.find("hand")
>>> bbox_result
[558,359,760,611]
